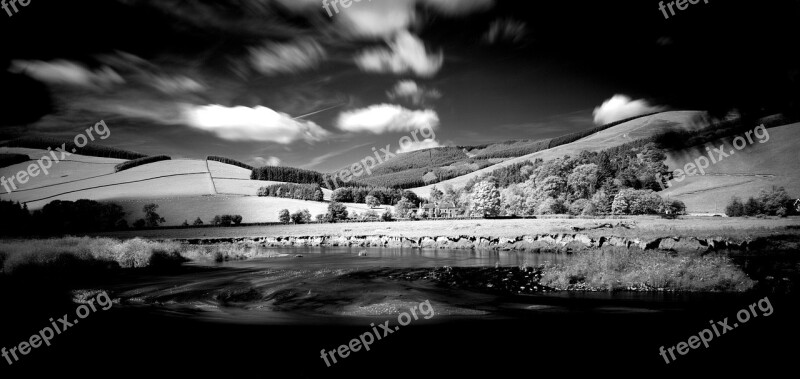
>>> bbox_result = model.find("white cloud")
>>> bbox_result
[9,60,124,89]
[355,31,443,77]
[387,80,442,106]
[248,39,326,76]
[152,75,206,94]
[337,104,439,134]
[396,138,443,154]
[592,95,665,125]
[182,104,331,143]
[252,156,282,166]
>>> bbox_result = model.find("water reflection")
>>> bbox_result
[202,246,571,271]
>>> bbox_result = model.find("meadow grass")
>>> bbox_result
[0,237,190,275]
[541,247,755,292]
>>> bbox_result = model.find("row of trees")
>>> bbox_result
[5,136,148,160]
[330,187,412,206]
[0,199,128,236]
[251,166,327,186]
[258,183,324,201]
[725,187,796,217]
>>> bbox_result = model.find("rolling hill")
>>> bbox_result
[2,110,797,221]
[0,149,374,226]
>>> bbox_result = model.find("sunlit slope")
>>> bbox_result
[659,122,800,214]
[408,111,705,196]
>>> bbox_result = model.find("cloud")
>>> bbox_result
[152,75,206,94]
[396,138,443,154]
[182,104,331,143]
[9,60,124,90]
[337,104,439,134]
[355,31,443,77]
[312,0,494,38]
[252,156,282,166]
[592,95,665,125]
[387,80,442,106]
[483,19,528,45]
[248,39,326,76]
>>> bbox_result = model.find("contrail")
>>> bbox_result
[293,103,346,120]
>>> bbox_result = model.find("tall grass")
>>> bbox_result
[541,247,755,292]
[0,237,187,275]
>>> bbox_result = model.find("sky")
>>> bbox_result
[1,0,798,171]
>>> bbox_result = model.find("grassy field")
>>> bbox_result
[113,195,388,226]
[96,216,800,241]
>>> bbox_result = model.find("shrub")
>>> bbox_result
[207,156,254,170]
[211,215,243,227]
[611,189,663,215]
[568,199,590,216]
[193,217,204,226]
[725,197,745,217]
[278,209,290,224]
[363,210,380,221]
[143,204,165,228]
[327,202,348,223]
[381,209,394,221]
[291,209,312,224]
[366,195,381,208]
[115,155,171,173]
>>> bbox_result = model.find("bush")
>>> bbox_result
[278,209,290,224]
[725,197,745,217]
[661,200,687,219]
[363,210,380,221]
[115,155,171,172]
[211,215,243,227]
[366,195,381,208]
[291,209,312,224]
[193,217,204,226]
[381,209,394,221]
[611,189,663,215]
[725,187,795,217]
[327,202,348,223]
[207,156,254,171]
[568,199,590,216]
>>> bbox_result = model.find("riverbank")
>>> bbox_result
[95,217,800,242]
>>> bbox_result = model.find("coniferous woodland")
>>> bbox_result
[115,155,172,172]
[207,156,255,171]
[2,136,148,160]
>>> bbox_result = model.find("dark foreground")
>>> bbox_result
[1,267,797,378]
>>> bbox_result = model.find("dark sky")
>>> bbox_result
[1,0,798,171]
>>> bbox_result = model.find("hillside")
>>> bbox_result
[0,149,369,226]
[659,122,800,214]
[407,111,706,196]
